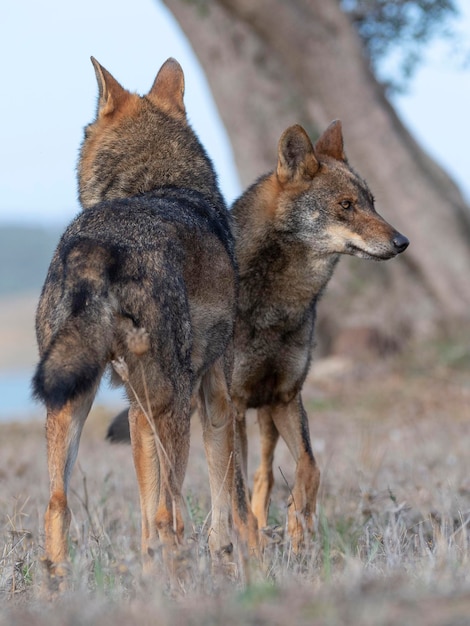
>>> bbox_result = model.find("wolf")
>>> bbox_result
[230,121,409,550]
[106,121,409,551]
[32,57,254,578]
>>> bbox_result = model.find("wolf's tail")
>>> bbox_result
[32,240,115,411]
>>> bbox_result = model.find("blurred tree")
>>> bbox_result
[162,0,470,352]
[342,0,459,91]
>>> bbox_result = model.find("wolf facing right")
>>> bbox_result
[230,121,408,550]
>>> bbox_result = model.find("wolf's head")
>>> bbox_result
[270,121,409,260]
[78,58,223,209]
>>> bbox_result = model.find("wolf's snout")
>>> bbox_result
[392,233,409,254]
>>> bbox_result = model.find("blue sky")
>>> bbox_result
[0,0,469,227]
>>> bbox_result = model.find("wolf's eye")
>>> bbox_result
[340,200,352,210]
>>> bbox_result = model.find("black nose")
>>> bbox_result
[392,233,409,253]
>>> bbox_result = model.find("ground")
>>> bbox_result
[1,330,470,625]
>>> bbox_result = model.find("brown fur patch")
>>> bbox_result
[254,174,282,220]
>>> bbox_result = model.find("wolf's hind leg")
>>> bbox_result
[154,400,191,576]
[128,403,160,563]
[44,388,97,570]
[270,395,320,552]
[129,394,191,575]
[199,358,258,563]
[251,407,279,530]
[199,359,235,560]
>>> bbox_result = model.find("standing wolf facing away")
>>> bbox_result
[32,57,255,580]
[107,121,409,552]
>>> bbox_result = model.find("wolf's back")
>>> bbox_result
[33,238,115,411]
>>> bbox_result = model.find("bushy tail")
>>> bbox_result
[32,241,115,411]
[106,409,131,443]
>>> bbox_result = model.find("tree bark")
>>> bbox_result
[162,0,470,349]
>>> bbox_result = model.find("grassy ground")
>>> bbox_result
[1,332,470,624]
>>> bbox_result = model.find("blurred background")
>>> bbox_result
[1,0,469,421]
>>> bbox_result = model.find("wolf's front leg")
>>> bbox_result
[251,407,279,530]
[270,394,320,552]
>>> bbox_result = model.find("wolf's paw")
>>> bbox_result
[41,556,71,597]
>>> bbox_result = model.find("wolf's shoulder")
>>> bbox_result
[63,187,235,259]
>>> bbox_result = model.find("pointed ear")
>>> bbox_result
[147,57,185,116]
[90,57,128,117]
[314,120,346,161]
[276,125,319,185]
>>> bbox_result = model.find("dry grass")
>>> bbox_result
[1,332,470,624]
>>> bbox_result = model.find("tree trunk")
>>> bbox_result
[162,0,470,350]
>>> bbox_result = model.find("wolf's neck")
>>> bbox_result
[237,231,339,324]
[233,173,341,320]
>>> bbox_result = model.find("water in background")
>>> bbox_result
[0,368,126,422]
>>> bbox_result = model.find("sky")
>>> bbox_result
[0,0,469,228]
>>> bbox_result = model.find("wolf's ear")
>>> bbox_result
[147,58,186,117]
[277,125,319,185]
[314,120,346,161]
[91,57,128,117]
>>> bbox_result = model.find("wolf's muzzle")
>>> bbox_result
[392,233,409,254]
